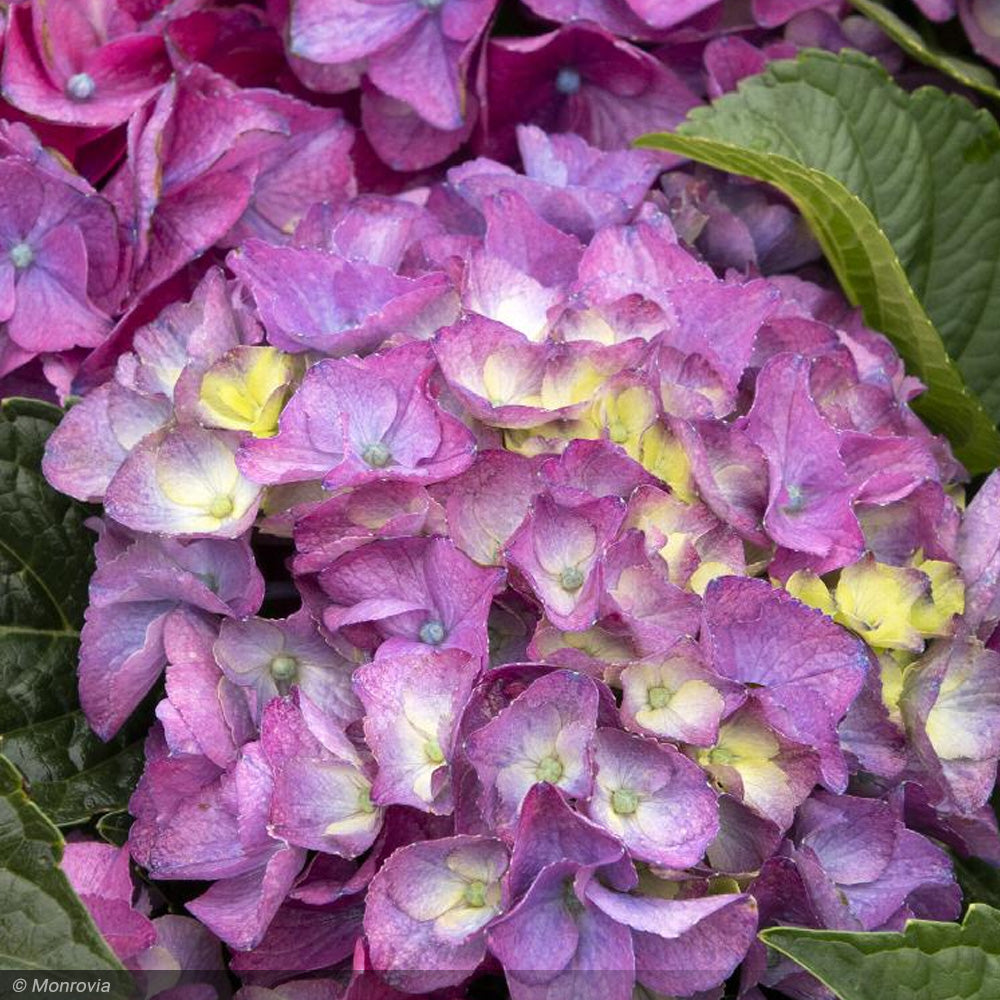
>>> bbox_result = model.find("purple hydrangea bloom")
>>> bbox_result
[79,523,263,738]
[364,835,509,993]
[465,669,600,830]
[237,342,474,488]
[483,25,700,163]
[316,535,504,661]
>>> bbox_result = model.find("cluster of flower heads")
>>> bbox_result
[39,106,1000,996]
[0,0,949,396]
[9,0,1000,996]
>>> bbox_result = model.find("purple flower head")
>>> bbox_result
[63,840,228,979]
[159,608,254,768]
[523,0,719,39]
[960,0,1000,66]
[80,527,263,739]
[228,239,456,356]
[1,0,170,128]
[364,835,509,993]
[489,864,634,1000]
[42,381,172,502]
[221,92,356,247]
[900,634,1000,814]
[745,352,866,570]
[108,65,288,299]
[465,669,599,831]
[584,882,758,997]
[484,25,699,163]
[540,439,656,505]
[450,125,663,240]
[0,153,119,370]
[660,166,820,274]
[116,267,263,401]
[238,342,474,488]
[598,532,703,654]
[292,481,447,575]
[62,840,156,961]
[355,647,481,813]
[104,425,262,538]
[430,450,542,566]
[214,609,362,725]
[674,419,770,545]
[958,469,1000,631]
[693,704,822,830]
[585,727,719,868]
[506,491,625,630]
[788,791,960,931]
[129,729,281,882]
[620,639,744,747]
[624,485,744,593]
[435,318,645,428]
[262,694,383,858]
[317,535,504,661]
[289,0,497,131]
[702,576,869,791]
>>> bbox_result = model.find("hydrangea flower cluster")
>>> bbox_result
[3,0,997,996]
[0,0,918,396]
[38,111,1000,995]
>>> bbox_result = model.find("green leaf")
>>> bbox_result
[0,753,122,970]
[954,855,1000,910]
[0,398,145,825]
[96,811,133,849]
[760,904,1000,1000]
[849,0,1000,100]
[637,50,1000,474]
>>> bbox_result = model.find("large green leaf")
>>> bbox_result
[849,0,1000,100]
[760,904,1000,1000]
[0,398,144,825]
[637,50,1000,474]
[0,753,122,970]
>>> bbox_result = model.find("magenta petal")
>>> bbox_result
[703,576,869,791]
[465,670,599,829]
[355,647,481,813]
[746,353,865,566]
[186,846,307,951]
[364,835,509,993]
[586,883,758,996]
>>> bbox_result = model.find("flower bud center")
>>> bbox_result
[362,441,391,468]
[648,685,671,709]
[208,495,234,519]
[556,67,582,95]
[67,72,96,101]
[419,619,446,645]
[269,654,298,682]
[424,739,444,764]
[536,754,564,783]
[9,242,33,269]
[357,786,375,814]
[463,880,487,907]
[611,788,639,815]
[559,566,584,592]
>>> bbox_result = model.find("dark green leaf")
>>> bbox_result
[95,811,133,849]
[638,50,1000,474]
[849,0,1000,100]
[760,904,1000,1000]
[0,398,146,825]
[0,753,122,970]
[955,855,1000,910]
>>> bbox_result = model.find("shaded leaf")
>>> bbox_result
[0,753,122,970]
